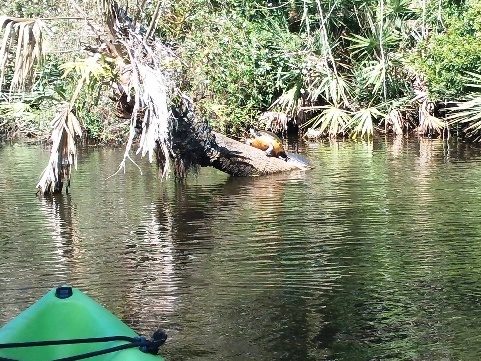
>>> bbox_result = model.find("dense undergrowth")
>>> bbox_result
[3,0,481,142]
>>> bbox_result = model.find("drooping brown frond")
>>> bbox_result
[417,100,447,137]
[258,111,291,134]
[36,103,82,195]
[100,1,176,178]
[0,16,45,95]
[385,109,404,135]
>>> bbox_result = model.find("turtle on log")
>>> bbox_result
[246,129,288,161]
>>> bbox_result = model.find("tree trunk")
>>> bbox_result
[168,98,308,178]
[210,132,304,176]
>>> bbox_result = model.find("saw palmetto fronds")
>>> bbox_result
[270,85,302,118]
[36,103,82,195]
[447,96,481,140]
[307,59,352,107]
[445,72,481,140]
[0,16,45,95]
[350,106,384,139]
[304,104,351,138]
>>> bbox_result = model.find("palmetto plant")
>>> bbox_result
[350,106,385,138]
[304,104,351,137]
[276,0,417,138]
[446,73,481,140]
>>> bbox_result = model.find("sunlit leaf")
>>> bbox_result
[350,106,385,138]
[303,104,351,138]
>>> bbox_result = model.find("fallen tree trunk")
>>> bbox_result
[210,132,304,176]
[167,97,308,178]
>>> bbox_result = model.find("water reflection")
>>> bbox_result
[2,138,481,360]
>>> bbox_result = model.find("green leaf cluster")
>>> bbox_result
[412,1,481,99]
[161,2,303,135]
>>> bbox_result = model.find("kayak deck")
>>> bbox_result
[0,287,166,361]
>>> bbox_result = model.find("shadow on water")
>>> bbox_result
[3,138,481,360]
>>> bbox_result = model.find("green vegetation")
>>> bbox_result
[3,0,481,141]
[411,1,481,99]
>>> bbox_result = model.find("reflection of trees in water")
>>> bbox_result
[120,199,178,331]
[9,139,481,359]
[306,137,481,360]
[141,175,341,361]
[39,194,81,262]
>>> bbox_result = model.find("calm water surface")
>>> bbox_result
[1,137,481,360]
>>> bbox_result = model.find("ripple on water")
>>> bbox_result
[2,140,481,360]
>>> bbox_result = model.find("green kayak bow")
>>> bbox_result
[0,287,167,361]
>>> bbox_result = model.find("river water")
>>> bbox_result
[1,137,481,360]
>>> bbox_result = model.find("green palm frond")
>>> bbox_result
[308,68,352,107]
[0,16,45,94]
[345,7,401,60]
[385,0,415,20]
[0,101,38,121]
[347,30,400,57]
[60,55,112,105]
[362,60,386,94]
[303,104,351,138]
[270,84,302,117]
[350,106,385,138]
[60,56,112,81]
[346,33,379,56]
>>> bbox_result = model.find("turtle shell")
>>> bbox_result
[249,129,286,158]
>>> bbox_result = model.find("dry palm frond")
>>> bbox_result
[417,100,446,136]
[0,16,45,95]
[101,1,174,178]
[258,111,290,133]
[36,103,82,195]
[385,108,404,135]
[447,96,481,140]
[36,55,112,195]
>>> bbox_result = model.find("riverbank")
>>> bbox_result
[2,1,481,142]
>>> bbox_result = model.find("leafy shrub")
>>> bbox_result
[412,1,481,100]
[159,1,304,135]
